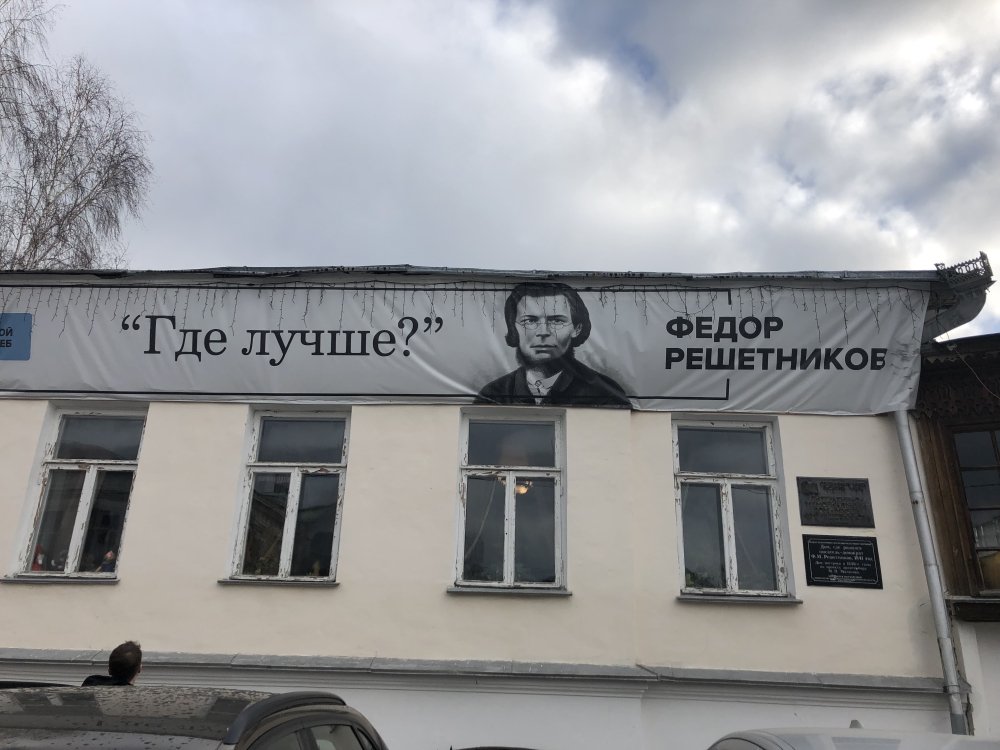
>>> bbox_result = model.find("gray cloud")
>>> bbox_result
[42,0,1000,335]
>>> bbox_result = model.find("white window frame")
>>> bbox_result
[456,410,566,589]
[673,418,788,597]
[23,408,147,577]
[233,411,350,581]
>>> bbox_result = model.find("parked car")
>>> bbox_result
[0,684,388,749]
[707,727,1000,750]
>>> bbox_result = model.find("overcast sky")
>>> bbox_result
[44,0,1000,335]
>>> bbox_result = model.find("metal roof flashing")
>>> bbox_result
[923,253,994,341]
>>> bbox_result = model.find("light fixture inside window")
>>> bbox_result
[515,480,532,495]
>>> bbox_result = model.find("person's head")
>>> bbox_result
[108,640,142,684]
[503,283,591,367]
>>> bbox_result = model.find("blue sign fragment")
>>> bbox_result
[0,313,32,360]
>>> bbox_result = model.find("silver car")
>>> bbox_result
[707,727,1000,750]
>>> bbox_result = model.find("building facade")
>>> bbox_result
[0,261,993,749]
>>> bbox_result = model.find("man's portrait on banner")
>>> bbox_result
[475,282,631,407]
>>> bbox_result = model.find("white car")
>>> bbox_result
[707,727,1000,750]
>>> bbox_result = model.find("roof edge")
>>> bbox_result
[0,262,973,283]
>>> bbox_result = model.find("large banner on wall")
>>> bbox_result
[0,278,930,414]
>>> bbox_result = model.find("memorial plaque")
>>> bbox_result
[797,476,875,528]
[803,534,882,588]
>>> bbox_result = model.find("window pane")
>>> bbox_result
[514,477,555,583]
[290,474,340,577]
[255,729,303,750]
[55,416,144,461]
[960,469,1000,509]
[80,471,134,574]
[32,470,85,572]
[242,473,290,576]
[258,418,345,463]
[468,421,555,467]
[307,724,365,750]
[678,428,767,475]
[681,483,726,588]
[733,485,778,591]
[971,509,1000,550]
[954,431,997,468]
[978,551,1000,590]
[463,476,506,581]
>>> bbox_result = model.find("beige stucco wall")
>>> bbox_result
[632,413,939,676]
[0,399,49,573]
[0,399,940,678]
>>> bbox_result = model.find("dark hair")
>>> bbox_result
[108,640,142,682]
[503,282,591,348]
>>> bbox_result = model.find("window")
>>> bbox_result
[26,413,145,576]
[457,416,564,588]
[236,415,348,580]
[953,429,1000,591]
[250,722,374,750]
[306,724,367,750]
[674,421,787,595]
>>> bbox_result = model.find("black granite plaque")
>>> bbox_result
[797,477,875,528]
[803,534,882,588]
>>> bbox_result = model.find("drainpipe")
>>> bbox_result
[893,408,968,734]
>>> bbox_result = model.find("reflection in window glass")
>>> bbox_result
[678,428,767,475]
[977,551,1000,590]
[971,510,1000,549]
[733,485,777,591]
[258,418,345,463]
[468,421,555,467]
[32,470,85,572]
[960,469,1000,509]
[681,484,726,589]
[460,418,562,588]
[290,475,339,577]
[953,430,1000,591]
[676,423,784,595]
[954,431,997,468]
[243,473,290,576]
[55,416,144,461]
[256,729,302,750]
[80,471,133,573]
[308,724,365,750]
[29,415,143,576]
[240,416,348,581]
[463,476,505,581]
[514,478,555,583]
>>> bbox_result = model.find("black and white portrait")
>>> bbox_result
[475,282,630,407]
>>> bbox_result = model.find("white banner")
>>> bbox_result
[0,278,930,414]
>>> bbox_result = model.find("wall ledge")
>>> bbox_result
[0,648,950,696]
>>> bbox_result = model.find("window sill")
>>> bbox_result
[218,578,340,588]
[2,574,118,585]
[677,592,801,605]
[447,585,571,597]
[947,594,1000,622]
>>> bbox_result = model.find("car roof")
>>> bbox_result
[0,685,351,745]
[719,727,1000,750]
